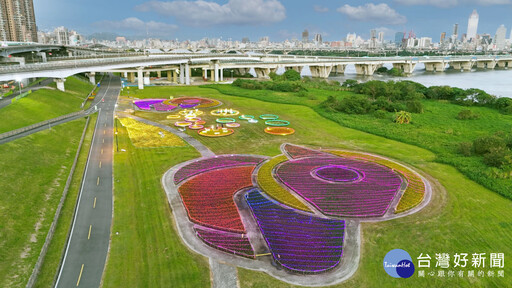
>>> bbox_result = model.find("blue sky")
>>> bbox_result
[34,0,512,41]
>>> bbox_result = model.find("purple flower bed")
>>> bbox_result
[246,189,345,274]
[282,144,329,159]
[275,157,402,217]
[194,226,255,259]
[154,102,177,111]
[133,99,165,110]
[174,155,266,184]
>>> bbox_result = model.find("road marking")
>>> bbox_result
[97,177,100,186]
[104,123,106,127]
[103,138,104,143]
[76,264,84,286]
[103,130,106,135]
[99,161,102,168]
[101,149,103,155]
[93,197,96,208]
[88,225,92,240]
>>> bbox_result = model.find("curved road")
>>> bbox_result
[55,75,120,288]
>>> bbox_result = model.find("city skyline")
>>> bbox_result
[34,0,512,41]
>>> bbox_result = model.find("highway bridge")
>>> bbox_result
[1,52,512,91]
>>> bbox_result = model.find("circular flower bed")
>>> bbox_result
[259,114,279,120]
[264,127,295,135]
[265,120,290,127]
[216,118,236,124]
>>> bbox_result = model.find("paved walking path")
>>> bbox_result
[55,75,120,288]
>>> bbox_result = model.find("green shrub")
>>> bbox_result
[335,95,373,114]
[406,100,424,113]
[281,69,301,81]
[456,109,480,120]
[458,142,473,156]
[483,148,512,168]
[473,135,507,155]
[373,110,388,119]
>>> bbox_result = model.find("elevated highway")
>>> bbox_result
[1,52,512,90]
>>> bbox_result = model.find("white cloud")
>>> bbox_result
[394,0,510,7]
[94,17,178,33]
[313,5,329,13]
[337,3,407,25]
[135,0,286,26]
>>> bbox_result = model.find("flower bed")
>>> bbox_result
[178,166,256,233]
[133,99,165,110]
[327,151,426,213]
[153,102,177,111]
[170,97,222,108]
[174,155,265,184]
[194,226,255,259]
[282,144,328,159]
[118,118,186,148]
[245,189,345,274]
[256,156,311,212]
[275,157,402,217]
[264,127,295,136]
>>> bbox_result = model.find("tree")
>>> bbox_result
[394,111,412,124]
[281,69,301,81]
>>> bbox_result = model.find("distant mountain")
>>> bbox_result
[86,32,120,41]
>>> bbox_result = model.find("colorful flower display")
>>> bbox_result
[275,156,402,217]
[174,155,265,184]
[246,189,345,274]
[178,166,256,233]
[194,226,255,259]
[118,118,186,148]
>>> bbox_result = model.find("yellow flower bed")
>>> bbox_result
[257,155,312,212]
[119,118,187,148]
[327,150,426,214]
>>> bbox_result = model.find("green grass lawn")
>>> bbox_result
[33,115,97,288]
[101,121,210,288]
[0,118,86,288]
[124,85,511,287]
[0,76,93,133]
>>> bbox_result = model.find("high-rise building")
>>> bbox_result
[394,32,404,47]
[55,26,69,45]
[0,0,38,42]
[466,9,479,41]
[314,33,322,44]
[494,24,507,50]
[378,31,384,43]
[440,32,446,43]
[302,29,309,43]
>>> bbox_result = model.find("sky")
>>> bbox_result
[34,0,512,41]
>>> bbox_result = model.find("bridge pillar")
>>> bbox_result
[476,61,497,69]
[173,70,178,83]
[425,62,445,72]
[156,71,161,78]
[211,69,215,82]
[220,68,224,82]
[392,63,417,74]
[497,60,512,68]
[54,78,66,92]
[354,64,379,76]
[309,65,333,78]
[87,72,96,85]
[285,66,303,74]
[167,71,172,81]
[451,61,473,71]
[214,63,220,82]
[333,64,346,75]
[254,67,276,78]
[137,69,144,89]
[179,64,185,84]
[38,52,47,63]
[144,72,150,85]
[203,68,208,80]
[128,72,136,83]
[237,68,250,75]
[185,63,191,85]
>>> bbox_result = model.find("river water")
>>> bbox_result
[271,64,512,98]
